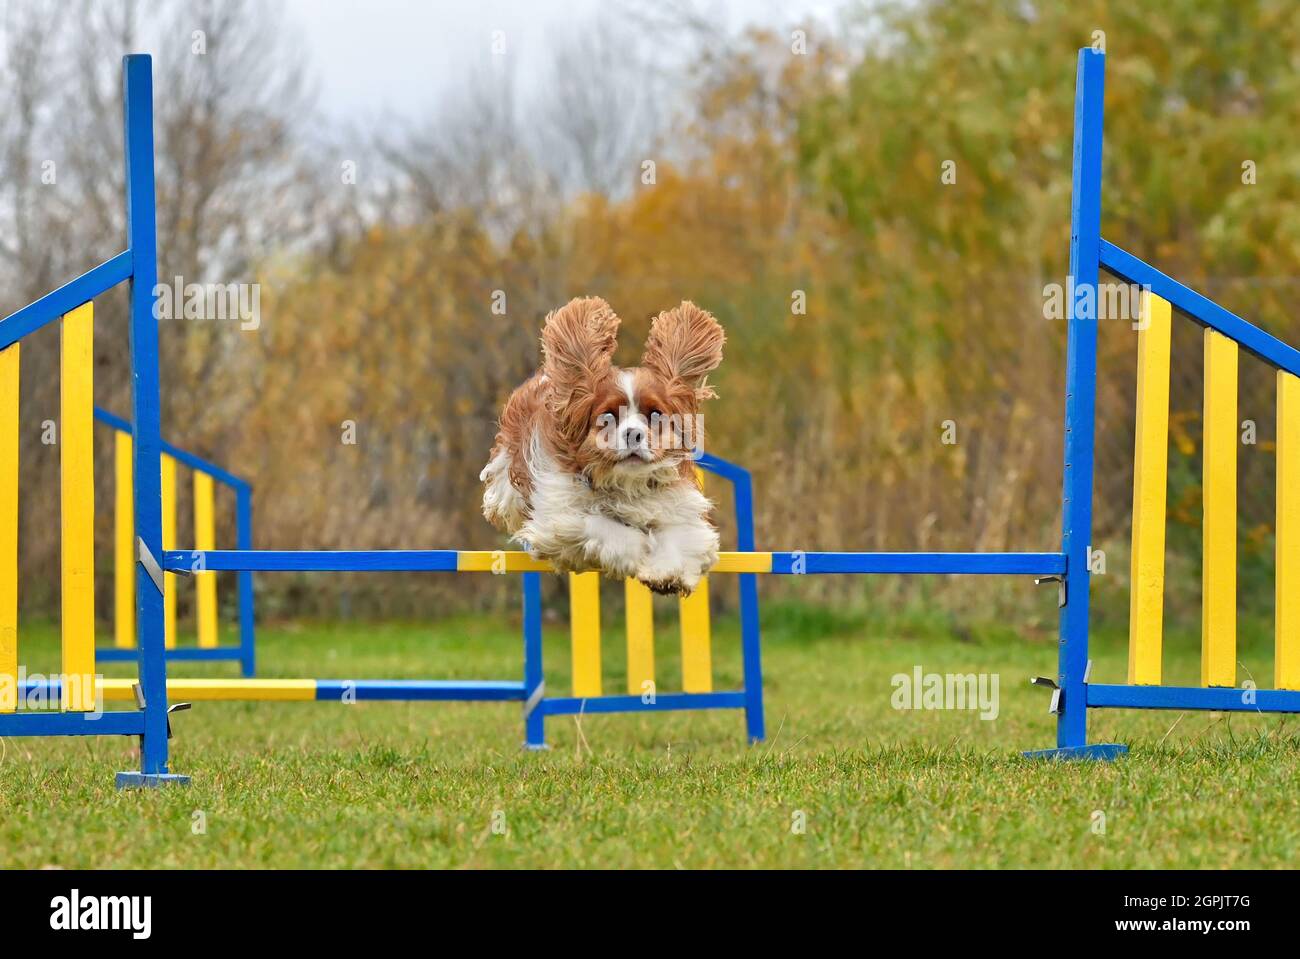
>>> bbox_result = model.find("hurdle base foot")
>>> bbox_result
[522,742,549,752]
[115,771,192,789]
[1022,743,1128,762]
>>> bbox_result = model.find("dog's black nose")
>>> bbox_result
[624,427,646,448]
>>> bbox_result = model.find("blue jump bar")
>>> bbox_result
[0,710,147,737]
[1100,239,1300,377]
[164,550,461,572]
[767,552,1065,575]
[96,647,245,662]
[1088,684,1300,713]
[542,691,747,716]
[313,680,525,701]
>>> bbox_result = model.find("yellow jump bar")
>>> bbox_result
[456,550,774,574]
[96,678,318,702]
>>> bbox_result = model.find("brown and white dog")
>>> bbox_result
[480,297,724,596]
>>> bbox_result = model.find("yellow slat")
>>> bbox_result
[1128,292,1171,685]
[162,452,177,649]
[1202,329,1238,687]
[114,430,135,649]
[0,344,18,713]
[570,571,602,696]
[624,578,655,695]
[60,304,96,710]
[1278,371,1300,689]
[680,467,713,691]
[193,471,218,648]
[679,578,712,692]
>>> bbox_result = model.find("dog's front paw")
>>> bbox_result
[635,523,714,596]
[635,556,703,597]
[637,574,695,597]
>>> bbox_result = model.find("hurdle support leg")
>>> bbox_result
[522,572,547,750]
[0,344,17,712]
[116,54,187,789]
[236,482,256,677]
[1023,47,1125,762]
[732,466,765,743]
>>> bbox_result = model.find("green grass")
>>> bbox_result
[1,604,1298,868]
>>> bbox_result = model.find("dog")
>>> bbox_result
[480,297,724,596]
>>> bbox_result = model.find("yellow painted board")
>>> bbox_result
[625,578,655,695]
[114,430,135,649]
[1202,329,1238,687]
[60,304,96,710]
[1278,372,1300,689]
[713,552,773,573]
[1128,292,1171,685]
[456,550,553,572]
[680,577,712,692]
[161,453,177,649]
[0,345,17,712]
[193,471,218,648]
[569,571,602,697]
[455,551,771,574]
[97,678,317,702]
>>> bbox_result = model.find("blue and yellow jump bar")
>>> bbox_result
[19,678,525,702]
[162,549,1066,576]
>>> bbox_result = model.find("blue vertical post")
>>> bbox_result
[117,54,188,787]
[522,572,546,749]
[236,482,256,677]
[1026,48,1124,761]
[734,467,765,743]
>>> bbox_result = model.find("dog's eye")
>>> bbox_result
[596,412,616,429]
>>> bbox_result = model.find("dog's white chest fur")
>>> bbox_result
[480,430,719,595]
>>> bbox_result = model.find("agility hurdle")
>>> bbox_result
[1026,47,1300,742]
[124,450,764,750]
[93,408,256,676]
[15,449,765,752]
[0,57,170,776]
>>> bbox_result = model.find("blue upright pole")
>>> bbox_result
[236,482,256,677]
[522,572,547,749]
[1025,48,1125,762]
[734,467,765,743]
[116,54,188,787]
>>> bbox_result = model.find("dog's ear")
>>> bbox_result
[641,301,725,402]
[541,296,620,415]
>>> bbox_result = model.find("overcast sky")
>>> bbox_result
[282,0,849,122]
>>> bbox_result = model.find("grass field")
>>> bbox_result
[1,596,1298,869]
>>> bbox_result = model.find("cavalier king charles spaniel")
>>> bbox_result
[480,297,724,596]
